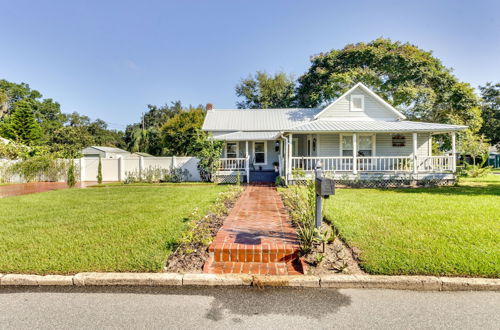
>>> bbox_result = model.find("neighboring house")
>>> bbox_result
[487,146,500,168]
[82,146,132,159]
[202,83,467,183]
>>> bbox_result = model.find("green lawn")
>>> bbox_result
[0,184,229,274]
[324,175,500,277]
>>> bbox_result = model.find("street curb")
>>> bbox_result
[0,273,499,291]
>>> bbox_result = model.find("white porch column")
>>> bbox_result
[288,134,293,177]
[245,140,249,183]
[412,132,418,174]
[79,157,85,182]
[352,133,358,174]
[451,132,457,172]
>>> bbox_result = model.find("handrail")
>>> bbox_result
[219,157,247,170]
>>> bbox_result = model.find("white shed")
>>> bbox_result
[82,146,131,159]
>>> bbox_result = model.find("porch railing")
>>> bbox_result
[358,156,412,172]
[290,156,454,173]
[219,157,247,170]
[418,156,454,172]
[291,157,354,172]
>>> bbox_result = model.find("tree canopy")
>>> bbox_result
[0,100,42,145]
[0,79,124,155]
[479,82,499,146]
[161,108,205,156]
[235,71,296,109]
[296,38,482,131]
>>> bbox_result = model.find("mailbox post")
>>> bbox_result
[314,161,335,228]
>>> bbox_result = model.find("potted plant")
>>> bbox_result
[273,161,279,172]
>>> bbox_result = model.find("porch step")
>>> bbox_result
[209,243,299,263]
[203,257,304,275]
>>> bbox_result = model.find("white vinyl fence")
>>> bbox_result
[0,156,201,183]
[82,156,201,182]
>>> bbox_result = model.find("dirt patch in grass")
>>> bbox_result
[301,223,364,276]
[165,187,243,273]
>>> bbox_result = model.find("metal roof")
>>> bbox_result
[213,131,281,141]
[287,120,468,133]
[202,108,320,131]
[86,146,130,153]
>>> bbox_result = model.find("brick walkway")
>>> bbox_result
[204,184,303,275]
[0,182,98,198]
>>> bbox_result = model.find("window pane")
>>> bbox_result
[255,142,265,152]
[359,136,372,150]
[358,150,372,157]
[255,153,265,163]
[342,150,353,156]
[342,136,353,150]
[352,97,363,109]
[226,143,237,158]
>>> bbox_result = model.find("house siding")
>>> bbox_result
[304,133,432,157]
[375,133,430,157]
[317,86,399,120]
[318,134,340,156]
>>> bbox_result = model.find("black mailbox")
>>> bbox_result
[315,177,335,198]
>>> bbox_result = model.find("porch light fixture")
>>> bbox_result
[275,140,280,152]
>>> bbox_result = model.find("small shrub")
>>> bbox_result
[275,176,286,187]
[236,171,241,185]
[67,161,76,187]
[97,157,103,184]
[124,166,191,184]
[460,163,492,178]
[7,154,69,182]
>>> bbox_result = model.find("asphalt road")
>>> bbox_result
[0,286,498,329]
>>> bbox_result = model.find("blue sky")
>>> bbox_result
[1,0,498,130]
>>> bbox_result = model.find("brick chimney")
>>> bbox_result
[206,103,213,110]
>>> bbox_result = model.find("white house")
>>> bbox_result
[202,83,467,183]
[81,146,132,159]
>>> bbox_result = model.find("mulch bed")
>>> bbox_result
[164,188,242,273]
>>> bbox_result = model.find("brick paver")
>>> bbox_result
[0,182,98,198]
[204,184,303,275]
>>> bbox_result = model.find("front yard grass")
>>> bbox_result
[324,175,500,277]
[0,184,229,274]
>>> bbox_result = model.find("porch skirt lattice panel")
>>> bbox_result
[289,177,455,188]
[214,174,245,184]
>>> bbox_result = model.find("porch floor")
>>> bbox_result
[203,184,303,275]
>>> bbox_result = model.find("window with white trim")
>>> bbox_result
[253,141,266,164]
[350,95,364,112]
[225,142,238,158]
[341,135,353,156]
[358,135,372,156]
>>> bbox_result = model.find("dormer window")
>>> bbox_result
[350,95,364,112]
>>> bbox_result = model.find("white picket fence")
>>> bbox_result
[0,156,201,183]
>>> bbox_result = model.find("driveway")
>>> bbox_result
[0,181,98,198]
[0,287,498,329]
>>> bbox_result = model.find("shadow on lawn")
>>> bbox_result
[385,184,500,197]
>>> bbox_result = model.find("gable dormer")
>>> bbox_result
[314,83,406,121]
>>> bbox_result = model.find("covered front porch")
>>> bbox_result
[216,131,457,183]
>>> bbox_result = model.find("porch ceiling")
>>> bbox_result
[286,120,468,133]
[212,131,280,141]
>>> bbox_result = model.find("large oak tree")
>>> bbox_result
[296,38,482,131]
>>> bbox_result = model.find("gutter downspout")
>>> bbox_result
[280,132,289,184]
